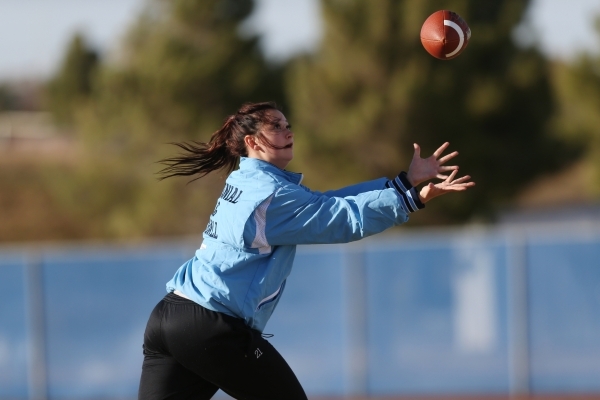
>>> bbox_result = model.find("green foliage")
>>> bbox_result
[13,0,596,242]
[92,0,284,141]
[286,0,578,224]
[41,0,286,240]
[45,33,99,125]
[550,18,600,197]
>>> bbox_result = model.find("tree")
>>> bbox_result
[550,16,600,198]
[285,0,578,224]
[42,0,287,240]
[45,33,99,125]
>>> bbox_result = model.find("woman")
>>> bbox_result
[138,101,474,399]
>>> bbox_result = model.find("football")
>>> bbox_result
[420,10,471,60]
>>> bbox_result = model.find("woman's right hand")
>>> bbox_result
[406,142,459,187]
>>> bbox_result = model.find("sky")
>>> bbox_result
[0,0,599,81]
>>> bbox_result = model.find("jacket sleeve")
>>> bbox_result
[307,173,424,214]
[306,178,388,198]
[255,183,415,246]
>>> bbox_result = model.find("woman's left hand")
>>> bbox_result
[407,142,459,187]
[418,169,475,204]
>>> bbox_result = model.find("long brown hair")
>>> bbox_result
[157,102,283,181]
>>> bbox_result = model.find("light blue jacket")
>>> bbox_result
[166,157,422,331]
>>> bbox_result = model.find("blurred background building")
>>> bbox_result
[1,0,600,399]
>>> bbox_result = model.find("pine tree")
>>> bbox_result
[43,0,287,240]
[286,0,577,224]
[46,33,99,124]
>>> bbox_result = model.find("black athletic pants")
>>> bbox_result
[138,292,307,400]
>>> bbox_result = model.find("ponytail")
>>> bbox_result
[157,102,280,181]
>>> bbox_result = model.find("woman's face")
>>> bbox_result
[246,109,294,169]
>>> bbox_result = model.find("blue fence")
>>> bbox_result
[1,225,600,399]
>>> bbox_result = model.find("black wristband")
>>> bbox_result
[385,171,425,212]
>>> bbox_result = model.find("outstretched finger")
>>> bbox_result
[432,142,450,158]
[438,151,459,164]
[445,184,472,191]
[446,169,458,182]
[439,165,458,172]
[451,175,472,184]
[413,143,421,159]
[450,181,476,189]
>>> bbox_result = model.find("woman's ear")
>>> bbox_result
[244,135,260,151]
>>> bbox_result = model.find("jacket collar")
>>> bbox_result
[239,157,304,185]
